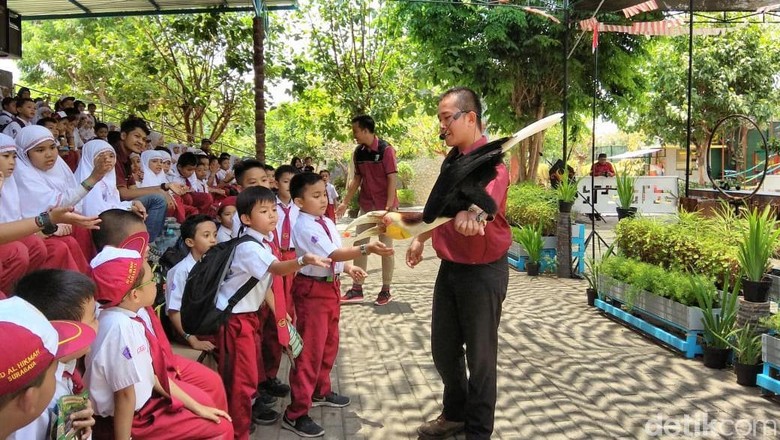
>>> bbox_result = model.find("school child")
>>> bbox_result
[264,164,277,190]
[228,159,271,238]
[169,152,214,215]
[3,97,34,139]
[75,139,147,218]
[14,125,114,262]
[90,209,229,416]
[87,238,234,440]
[0,296,96,439]
[217,197,237,243]
[165,214,218,351]
[319,169,339,222]
[10,270,100,440]
[139,150,191,223]
[282,172,394,437]
[216,155,236,186]
[258,164,300,398]
[0,132,93,276]
[196,160,225,208]
[217,185,330,440]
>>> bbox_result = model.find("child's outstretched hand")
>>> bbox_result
[49,206,102,229]
[193,403,232,424]
[302,253,332,268]
[367,241,394,257]
[70,399,96,438]
[345,265,368,282]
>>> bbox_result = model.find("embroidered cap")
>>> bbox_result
[90,232,149,307]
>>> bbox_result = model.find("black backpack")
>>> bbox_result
[180,235,260,335]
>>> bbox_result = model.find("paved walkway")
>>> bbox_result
[245,238,780,440]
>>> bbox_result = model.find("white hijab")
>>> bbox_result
[75,139,131,216]
[139,150,168,188]
[31,105,52,125]
[14,125,83,217]
[0,133,21,222]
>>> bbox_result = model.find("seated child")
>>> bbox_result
[165,214,218,351]
[217,186,330,440]
[216,197,237,243]
[282,172,394,437]
[10,269,100,440]
[170,152,213,215]
[87,238,233,440]
[0,296,96,439]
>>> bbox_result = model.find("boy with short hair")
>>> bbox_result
[319,169,339,222]
[218,185,330,440]
[166,214,218,351]
[264,164,277,190]
[10,270,100,440]
[3,97,33,138]
[282,172,394,437]
[171,152,214,215]
[229,159,271,238]
[0,296,96,439]
[87,239,233,439]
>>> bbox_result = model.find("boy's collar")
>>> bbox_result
[244,227,274,243]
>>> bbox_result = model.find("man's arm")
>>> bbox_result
[118,185,166,201]
[385,172,397,210]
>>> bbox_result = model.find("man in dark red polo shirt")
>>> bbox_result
[336,115,398,306]
[407,87,510,440]
[115,117,187,241]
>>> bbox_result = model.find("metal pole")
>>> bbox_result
[684,0,694,197]
[591,42,598,262]
[563,0,569,162]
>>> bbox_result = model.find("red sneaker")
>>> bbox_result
[374,289,392,306]
[340,289,364,303]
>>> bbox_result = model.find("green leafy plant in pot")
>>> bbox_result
[516,224,543,276]
[737,206,780,303]
[692,275,738,369]
[583,258,599,306]
[556,170,578,213]
[615,172,637,220]
[715,324,763,387]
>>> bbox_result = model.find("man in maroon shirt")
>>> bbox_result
[407,87,510,440]
[336,115,398,306]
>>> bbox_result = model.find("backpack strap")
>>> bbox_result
[220,234,261,317]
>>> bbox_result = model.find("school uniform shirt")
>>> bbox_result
[85,307,155,417]
[214,228,276,314]
[0,110,14,128]
[275,197,300,249]
[325,183,338,204]
[165,253,197,313]
[217,225,233,243]
[216,168,236,185]
[7,360,78,440]
[230,211,242,238]
[292,212,344,277]
[2,118,29,139]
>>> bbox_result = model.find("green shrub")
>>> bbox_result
[505,183,557,236]
[515,223,544,263]
[599,255,715,307]
[397,189,415,206]
[397,162,414,189]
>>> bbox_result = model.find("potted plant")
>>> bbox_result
[556,170,578,213]
[737,206,780,302]
[716,324,763,386]
[583,258,599,306]
[516,224,543,276]
[615,172,637,220]
[693,276,739,369]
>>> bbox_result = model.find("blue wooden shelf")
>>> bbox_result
[508,223,586,274]
[757,363,780,395]
[595,299,703,359]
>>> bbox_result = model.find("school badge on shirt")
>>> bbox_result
[122,346,132,360]
[311,235,319,244]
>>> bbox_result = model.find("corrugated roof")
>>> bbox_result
[573,0,780,12]
[8,0,295,20]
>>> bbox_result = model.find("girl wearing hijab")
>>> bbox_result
[14,125,113,261]
[0,133,91,276]
[138,150,190,222]
[75,139,146,218]
[32,104,53,125]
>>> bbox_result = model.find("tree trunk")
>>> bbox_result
[556,210,572,278]
[253,16,266,162]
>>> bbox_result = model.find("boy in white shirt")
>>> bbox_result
[87,237,233,440]
[218,185,329,440]
[319,169,339,222]
[282,172,394,438]
[229,159,271,238]
[166,214,218,352]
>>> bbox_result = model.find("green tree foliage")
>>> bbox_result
[627,25,780,184]
[19,14,256,146]
[396,2,648,182]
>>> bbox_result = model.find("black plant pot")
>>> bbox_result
[734,362,763,387]
[558,200,573,213]
[526,261,540,276]
[742,276,772,302]
[702,346,732,369]
[616,207,638,220]
[586,288,597,307]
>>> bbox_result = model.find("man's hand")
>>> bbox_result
[335,202,348,218]
[168,182,189,196]
[345,264,367,282]
[367,241,394,256]
[302,253,332,268]
[454,210,485,237]
[406,237,424,268]
[131,200,147,220]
